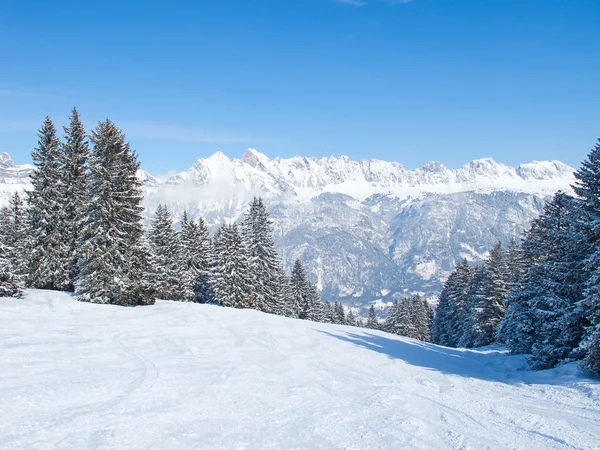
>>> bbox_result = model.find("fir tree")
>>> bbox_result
[346,308,357,326]
[76,120,154,305]
[180,211,214,303]
[212,223,254,308]
[323,301,336,323]
[27,117,70,290]
[527,193,588,369]
[571,139,600,374]
[0,244,23,298]
[241,197,281,313]
[291,259,310,319]
[0,192,28,279]
[366,304,379,329]
[61,107,91,289]
[334,301,346,325]
[306,282,325,322]
[472,244,510,347]
[149,205,194,301]
[432,259,473,346]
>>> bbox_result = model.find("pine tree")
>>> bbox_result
[241,197,282,313]
[291,259,310,319]
[384,299,400,333]
[0,192,28,279]
[474,244,510,346]
[460,265,492,347]
[0,194,26,298]
[212,223,254,308]
[570,140,600,374]
[334,301,346,325]
[527,193,588,369]
[366,304,379,329]
[76,120,154,306]
[432,259,473,346]
[148,205,194,301]
[323,301,336,323]
[412,295,433,341]
[346,308,357,326]
[27,117,70,290]
[0,243,23,298]
[180,211,214,303]
[305,282,325,322]
[61,107,91,289]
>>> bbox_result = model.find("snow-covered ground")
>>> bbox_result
[1,291,599,449]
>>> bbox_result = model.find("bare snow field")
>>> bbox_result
[1,290,599,449]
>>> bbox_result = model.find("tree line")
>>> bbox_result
[432,139,600,375]
[0,109,328,323]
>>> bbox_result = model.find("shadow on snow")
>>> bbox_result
[316,330,596,386]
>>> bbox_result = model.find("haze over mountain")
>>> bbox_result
[0,149,575,307]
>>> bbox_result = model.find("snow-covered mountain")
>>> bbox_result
[0,149,576,305]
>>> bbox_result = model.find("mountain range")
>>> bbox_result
[0,149,575,307]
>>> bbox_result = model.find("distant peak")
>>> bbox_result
[469,157,498,165]
[0,152,14,166]
[423,161,447,172]
[208,150,229,160]
[241,148,270,168]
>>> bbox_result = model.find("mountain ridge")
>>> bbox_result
[0,149,576,305]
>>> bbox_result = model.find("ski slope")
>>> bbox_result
[1,291,599,449]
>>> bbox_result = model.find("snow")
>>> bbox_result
[1,290,599,449]
[414,260,438,280]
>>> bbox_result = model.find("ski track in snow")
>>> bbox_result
[1,290,599,449]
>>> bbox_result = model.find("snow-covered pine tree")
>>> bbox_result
[459,265,491,348]
[27,117,70,290]
[498,208,553,354]
[0,192,28,279]
[394,297,412,337]
[346,308,357,326]
[411,295,433,342]
[241,197,281,313]
[474,243,510,346]
[384,299,400,333]
[0,194,26,297]
[148,204,194,301]
[212,223,254,308]
[61,107,91,289]
[291,259,311,319]
[432,259,473,346]
[180,211,214,303]
[323,301,336,323]
[525,193,588,369]
[306,282,325,322]
[76,120,154,306]
[571,139,600,374]
[334,301,346,325]
[366,304,379,329]
[506,239,525,287]
[0,242,23,298]
[268,256,289,316]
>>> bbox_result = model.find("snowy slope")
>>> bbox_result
[0,150,575,303]
[1,290,598,449]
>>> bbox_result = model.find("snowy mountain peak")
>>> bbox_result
[0,152,33,183]
[241,148,270,168]
[0,152,13,165]
[518,160,576,181]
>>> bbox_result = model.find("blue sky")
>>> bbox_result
[0,0,598,174]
